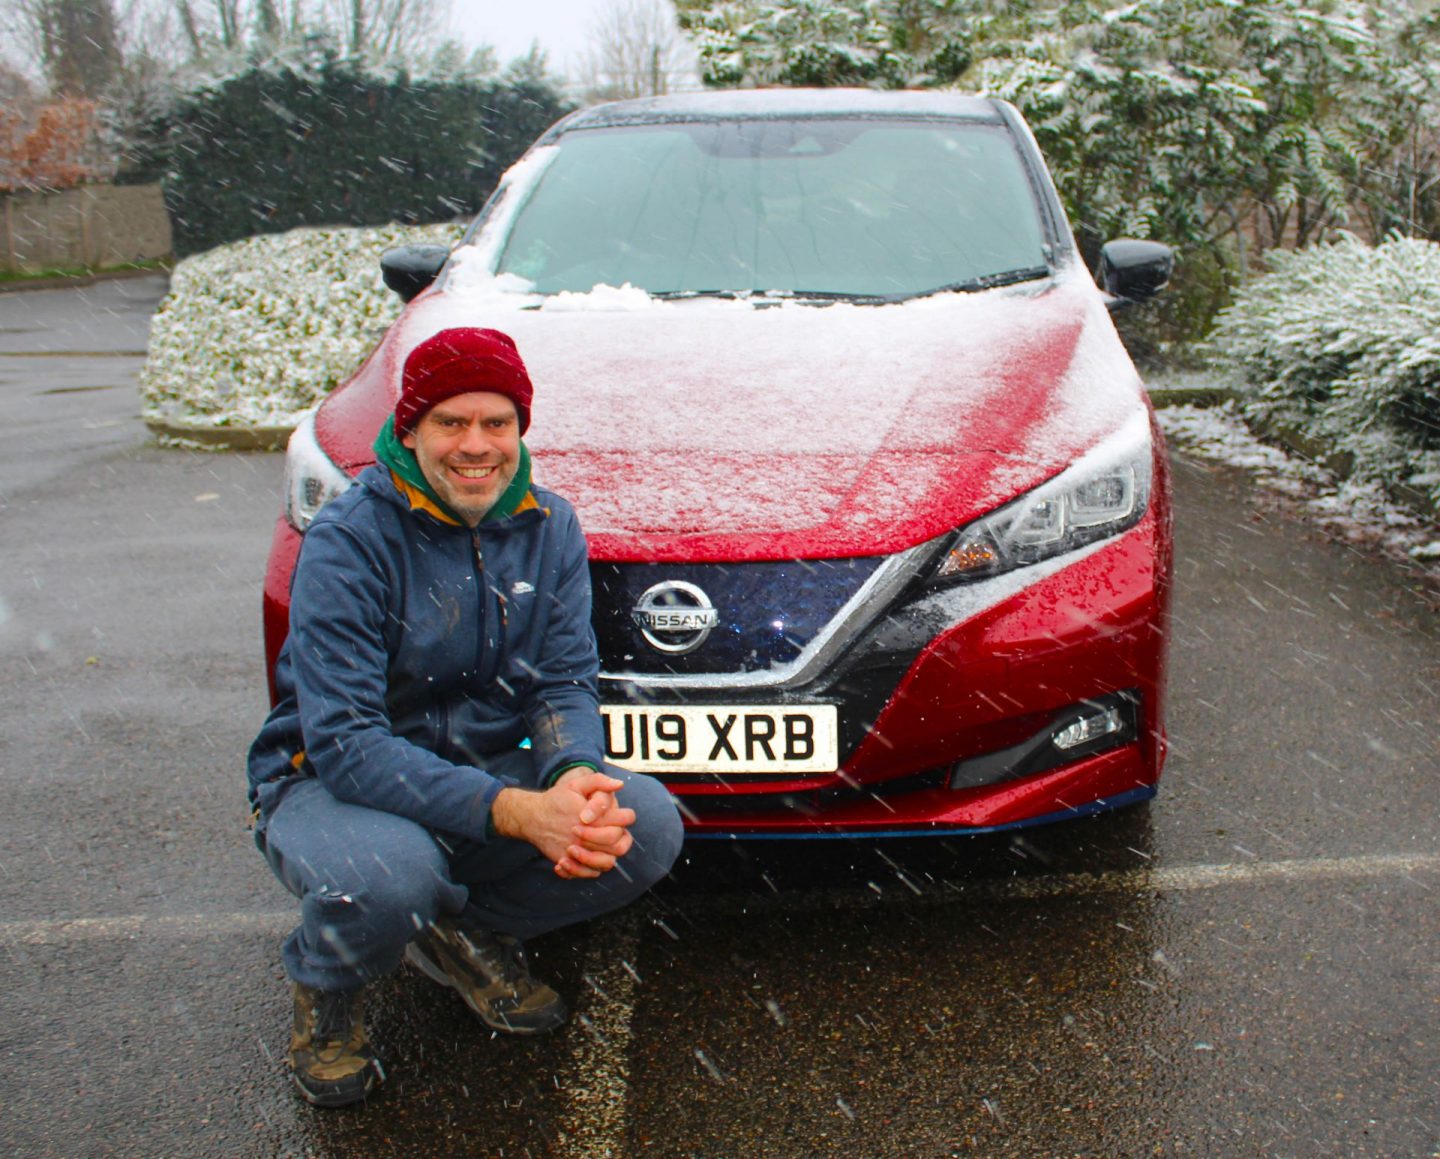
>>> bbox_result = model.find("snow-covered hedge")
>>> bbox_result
[140,221,463,429]
[1207,236,1440,509]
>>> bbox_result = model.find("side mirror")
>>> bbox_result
[1097,239,1174,308]
[380,245,451,303]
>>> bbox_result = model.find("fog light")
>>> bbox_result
[1052,706,1123,751]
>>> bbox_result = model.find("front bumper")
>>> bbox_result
[644,500,1172,837]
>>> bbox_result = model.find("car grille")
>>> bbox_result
[591,557,886,677]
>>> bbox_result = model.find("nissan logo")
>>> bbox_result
[632,581,719,654]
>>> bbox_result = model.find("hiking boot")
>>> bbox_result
[288,983,382,1108]
[405,919,567,1035]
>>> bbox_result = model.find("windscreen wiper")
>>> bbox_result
[647,270,1052,306]
[903,265,1054,302]
[649,289,752,301]
[782,289,892,304]
[648,288,888,304]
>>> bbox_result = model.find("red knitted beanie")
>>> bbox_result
[396,327,533,435]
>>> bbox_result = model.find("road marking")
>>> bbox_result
[704,850,1440,916]
[2,851,1436,946]
[0,910,290,945]
[0,350,148,358]
[551,910,641,1159]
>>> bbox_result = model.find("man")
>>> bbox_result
[247,326,684,1108]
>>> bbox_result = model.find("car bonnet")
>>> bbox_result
[316,270,1147,564]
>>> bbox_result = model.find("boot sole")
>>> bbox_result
[291,1063,380,1108]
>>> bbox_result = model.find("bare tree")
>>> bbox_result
[143,0,450,67]
[3,0,453,91]
[316,0,449,60]
[574,0,695,103]
[2,0,122,96]
[165,0,309,58]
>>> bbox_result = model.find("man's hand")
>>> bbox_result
[491,769,638,880]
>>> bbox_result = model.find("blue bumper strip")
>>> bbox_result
[682,784,1158,841]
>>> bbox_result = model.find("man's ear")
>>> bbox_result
[400,427,416,449]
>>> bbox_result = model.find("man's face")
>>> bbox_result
[401,391,521,527]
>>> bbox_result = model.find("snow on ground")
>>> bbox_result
[1157,400,1440,576]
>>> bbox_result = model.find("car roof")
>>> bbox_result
[548,88,1006,136]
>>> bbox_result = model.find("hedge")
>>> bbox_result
[121,51,570,256]
[1206,235,1440,509]
[140,221,463,429]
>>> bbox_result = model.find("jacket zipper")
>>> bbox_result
[472,529,507,687]
[435,698,454,761]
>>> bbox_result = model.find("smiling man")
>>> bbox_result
[247,327,683,1108]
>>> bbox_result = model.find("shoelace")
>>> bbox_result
[311,990,356,1043]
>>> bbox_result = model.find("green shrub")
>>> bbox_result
[1206,235,1440,506]
[122,49,570,256]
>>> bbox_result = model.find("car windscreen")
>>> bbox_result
[494,118,1051,298]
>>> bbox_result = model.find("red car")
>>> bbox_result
[267,89,1174,838]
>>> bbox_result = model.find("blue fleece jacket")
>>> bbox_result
[247,464,604,842]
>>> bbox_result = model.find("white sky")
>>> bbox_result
[447,0,614,73]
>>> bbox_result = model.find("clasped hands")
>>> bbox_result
[491,768,637,880]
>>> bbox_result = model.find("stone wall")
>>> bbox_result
[1,183,172,272]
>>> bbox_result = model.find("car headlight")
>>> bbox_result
[283,409,354,532]
[934,413,1153,582]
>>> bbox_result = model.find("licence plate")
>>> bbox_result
[600,705,839,774]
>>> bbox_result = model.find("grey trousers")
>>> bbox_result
[257,751,684,992]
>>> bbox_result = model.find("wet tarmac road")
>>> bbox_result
[1,279,1437,1157]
